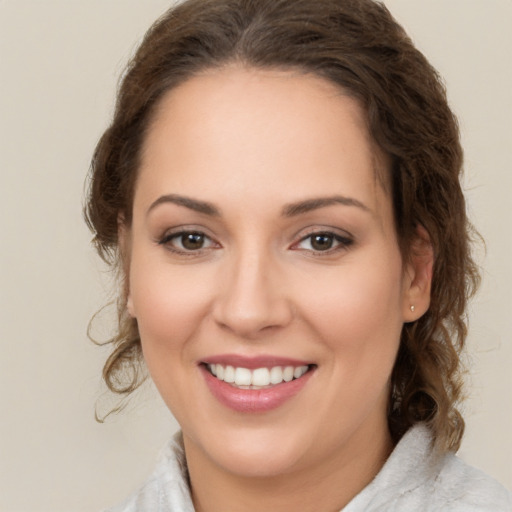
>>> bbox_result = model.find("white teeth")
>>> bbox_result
[224,365,235,383]
[251,368,270,386]
[294,366,307,379]
[269,366,283,384]
[283,366,294,382]
[234,367,252,386]
[207,363,310,388]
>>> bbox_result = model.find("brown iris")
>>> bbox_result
[181,232,205,250]
[310,233,335,251]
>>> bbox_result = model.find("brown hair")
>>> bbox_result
[85,0,480,452]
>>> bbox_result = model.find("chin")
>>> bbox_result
[187,424,312,479]
[215,445,305,479]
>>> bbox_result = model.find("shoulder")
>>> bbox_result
[432,454,512,511]
[344,424,512,512]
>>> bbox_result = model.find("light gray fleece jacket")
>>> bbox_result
[106,424,512,511]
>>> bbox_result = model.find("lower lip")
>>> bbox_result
[201,365,314,413]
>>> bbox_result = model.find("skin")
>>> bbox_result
[124,66,433,512]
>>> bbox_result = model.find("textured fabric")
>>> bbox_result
[105,424,512,512]
[343,424,512,511]
[106,431,195,512]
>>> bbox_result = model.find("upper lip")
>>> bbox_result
[201,354,313,370]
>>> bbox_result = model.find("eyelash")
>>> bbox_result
[291,230,354,255]
[158,230,218,255]
[157,229,354,256]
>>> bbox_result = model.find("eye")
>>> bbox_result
[159,230,217,253]
[293,231,353,253]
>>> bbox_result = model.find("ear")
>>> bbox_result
[126,293,135,318]
[402,224,434,322]
[118,214,136,319]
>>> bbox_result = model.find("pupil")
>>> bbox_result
[312,234,333,251]
[182,233,204,250]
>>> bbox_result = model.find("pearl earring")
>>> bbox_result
[410,305,415,312]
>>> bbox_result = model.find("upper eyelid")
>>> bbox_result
[292,225,354,241]
[155,225,353,248]
[157,225,216,241]
[160,231,213,244]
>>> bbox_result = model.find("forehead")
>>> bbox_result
[137,66,391,219]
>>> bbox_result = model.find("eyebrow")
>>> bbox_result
[282,195,370,217]
[147,194,220,216]
[147,193,370,218]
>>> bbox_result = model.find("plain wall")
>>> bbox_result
[0,1,510,510]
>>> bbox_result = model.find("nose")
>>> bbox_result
[212,249,293,339]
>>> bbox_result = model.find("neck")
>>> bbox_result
[184,424,393,512]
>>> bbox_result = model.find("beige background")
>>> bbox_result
[1,1,510,510]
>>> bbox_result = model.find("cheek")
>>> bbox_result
[129,260,217,418]
[298,253,405,365]
[301,259,405,429]
[129,259,214,357]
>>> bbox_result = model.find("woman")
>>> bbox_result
[85,0,511,510]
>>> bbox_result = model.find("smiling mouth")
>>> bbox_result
[204,363,314,389]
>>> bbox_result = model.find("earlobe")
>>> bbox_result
[127,294,135,318]
[403,225,434,322]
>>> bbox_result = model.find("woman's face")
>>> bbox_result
[126,67,423,478]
